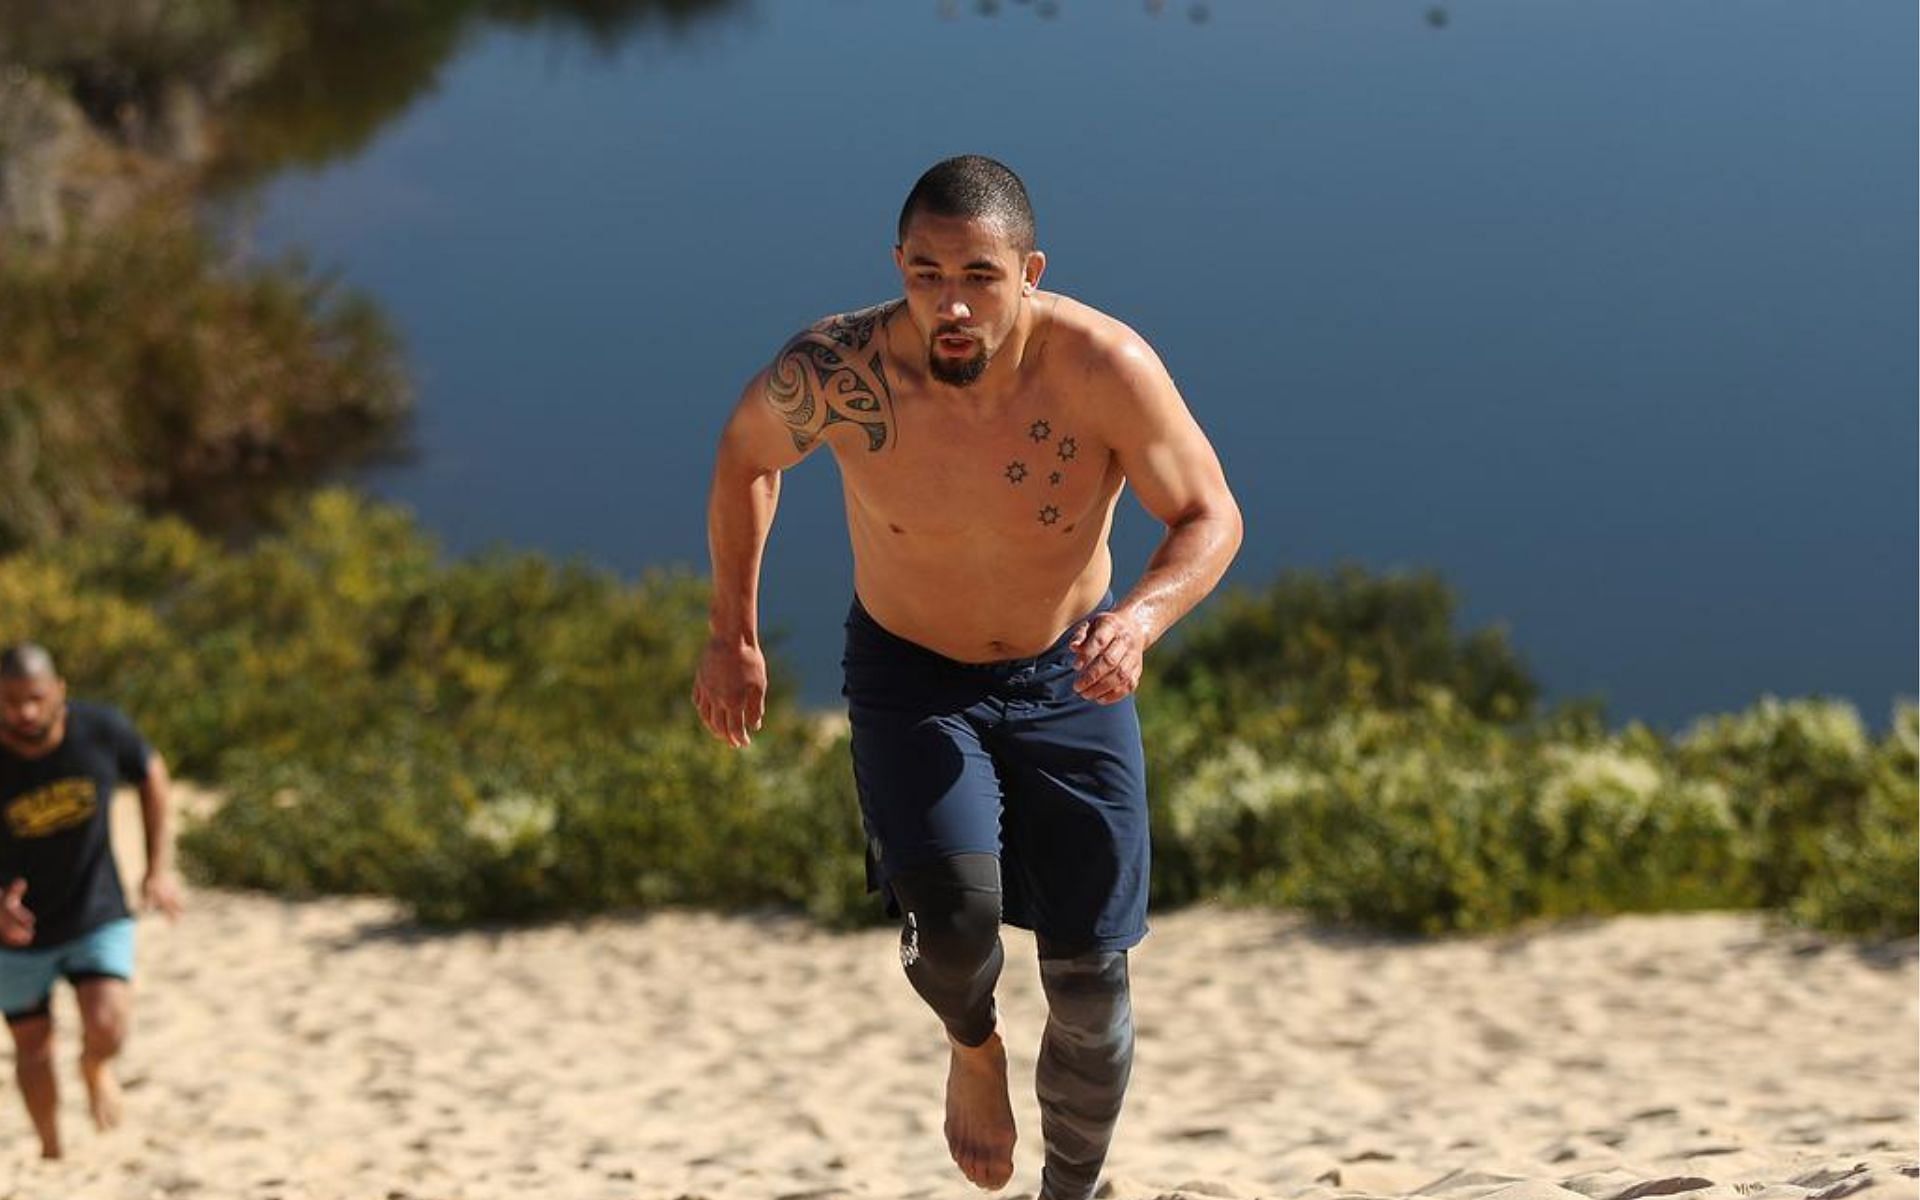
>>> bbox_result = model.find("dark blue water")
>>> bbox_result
[250,0,1918,726]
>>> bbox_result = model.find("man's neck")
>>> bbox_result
[896,295,1044,407]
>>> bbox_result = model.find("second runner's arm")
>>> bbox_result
[139,751,186,918]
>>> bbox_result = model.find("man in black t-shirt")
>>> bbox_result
[0,643,184,1159]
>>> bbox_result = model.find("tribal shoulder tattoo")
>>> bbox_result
[764,302,900,454]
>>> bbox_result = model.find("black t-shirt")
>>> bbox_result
[0,701,149,948]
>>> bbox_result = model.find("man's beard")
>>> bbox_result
[5,708,59,747]
[928,327,990,386]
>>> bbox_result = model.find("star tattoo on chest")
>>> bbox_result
[1018,417,1078,517]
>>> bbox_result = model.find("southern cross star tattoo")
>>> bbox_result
[1038,505,1061,526]
[1029,419,1052,443]
[1049,471,1063,486]
[1056,436,1078,462]
[1005,461,1029,484]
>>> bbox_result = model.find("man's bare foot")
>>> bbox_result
[946,1030,1016,1190]
[37,1138,61,1161]
[80,1056,122,1132]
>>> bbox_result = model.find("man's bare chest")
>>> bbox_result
[837,399,1115,539]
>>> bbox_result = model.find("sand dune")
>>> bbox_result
[0,794,1907,1200]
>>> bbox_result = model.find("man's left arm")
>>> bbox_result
[136,752,184,919]
[1072,334,1244,704]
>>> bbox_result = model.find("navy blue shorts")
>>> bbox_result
[842,594,1151,953]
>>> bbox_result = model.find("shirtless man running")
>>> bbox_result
[694,155,1242,1199]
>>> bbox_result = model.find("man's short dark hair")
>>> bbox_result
[0,643,56,681]
[897,155,1036,254]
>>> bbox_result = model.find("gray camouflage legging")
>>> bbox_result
[889,854,1135,1200]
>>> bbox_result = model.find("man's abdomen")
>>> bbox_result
[849,538,1115,663]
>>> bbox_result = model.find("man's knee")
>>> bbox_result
[1038,950,1132,1054]
[892,854,1003,981]
[907,888,1000,979]
[74,982,129,1061]
[80,1016,124,1061]
[7,1014,54,1065]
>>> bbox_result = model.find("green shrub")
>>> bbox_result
[184,721,876,927]
[179,729,467,901]
[1164,701,1528,933]
[1525,744,1750,918]
[0,206,408,549]
[1148,564,1539,726]
[1164,698,1755,934]
[1789,704,1919,937]
[1,492,880,924]
[1674,697,1880,908]
[6,502,1908,938]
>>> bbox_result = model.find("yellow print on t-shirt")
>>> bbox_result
[6,779,97,838]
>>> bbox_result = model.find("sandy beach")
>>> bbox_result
[0,795,1909,1200]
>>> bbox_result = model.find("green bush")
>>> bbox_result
[1788,704,1918,937]
[187,722,877,927]
[1674,697,1881,908]
[1,492,722,771]
[1164,710,1530,934]
[0,493,874,924]
[1149,564,1539,724]
[179,729,468,901]
[0,205,408,549]
[1524,743,1751,918]
[1163,698,1751,934]
[5,501,1908,938]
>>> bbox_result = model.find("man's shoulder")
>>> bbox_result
[65,702,140,749]
[64,700,120,728]
[774,300,903,359]
[1042,294,1166,388]
[759,300,904,455]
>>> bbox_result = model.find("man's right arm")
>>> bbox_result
[693,364,817,748]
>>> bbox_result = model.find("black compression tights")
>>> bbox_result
[889,853,1006,1047]
[887,854,1135,1200]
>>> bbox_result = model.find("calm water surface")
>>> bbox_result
[249,0,1918,725]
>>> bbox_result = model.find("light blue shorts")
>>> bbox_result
[0,919,136,1021]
